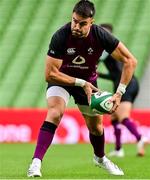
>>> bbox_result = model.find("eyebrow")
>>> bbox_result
[73,17,88,24]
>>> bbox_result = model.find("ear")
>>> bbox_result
[91,18,95,25]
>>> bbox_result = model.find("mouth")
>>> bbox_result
[72,30,82,36]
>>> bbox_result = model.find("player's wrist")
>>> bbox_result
[75,78,86,87]
[116,83,127,95]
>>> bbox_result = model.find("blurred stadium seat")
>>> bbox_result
[0,0,150,107]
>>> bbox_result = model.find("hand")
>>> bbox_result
[109,92,122,113]
[83,82,99,104]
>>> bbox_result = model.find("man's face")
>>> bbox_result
[71,12,93,38]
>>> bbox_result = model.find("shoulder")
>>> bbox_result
[91,24,118,41]
[52,23,71,41]
[48,23,71,58]
[92,24,108,36]
[92,24,119,53]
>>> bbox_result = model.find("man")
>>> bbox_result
[98,23,147,157]
[27,0,137,177]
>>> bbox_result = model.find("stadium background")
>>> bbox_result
[0,0,150,108]
[0,0,150,143]
[0,0,150,179]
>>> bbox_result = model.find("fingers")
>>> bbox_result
[94,87,99,92]
[92,85,99,92]
[89,85,99,103]
[87,94,91,105]
[83,82,99,104]
[85,88,92,105]
[109,94,121,113]
[110,103,119,113]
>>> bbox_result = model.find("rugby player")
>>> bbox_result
[27,0,137,177]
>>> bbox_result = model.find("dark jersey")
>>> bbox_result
[47,23,119,83]
[101,54,123,83]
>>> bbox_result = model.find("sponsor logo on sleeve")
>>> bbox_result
[50,50,55,54]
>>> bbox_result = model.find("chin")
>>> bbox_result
[72,34,81,38]
[72,33,85,38]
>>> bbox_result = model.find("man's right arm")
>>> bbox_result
[45,55,98,103]
[45,55,76,86]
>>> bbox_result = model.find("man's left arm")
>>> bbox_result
[110,42,137,112]
[111,42,137,85]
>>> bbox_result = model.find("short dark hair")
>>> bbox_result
[100,23,113,32]
[73,0,95,18]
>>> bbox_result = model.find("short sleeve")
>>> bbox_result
[47,31,65,59]
[95,25,119,54]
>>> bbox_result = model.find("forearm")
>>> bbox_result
[116,57,136,95]
[119,57,136,85]
[46,70,86,87]
[111,42,137,94]
[46,70,74,85]
[45,56,87,87]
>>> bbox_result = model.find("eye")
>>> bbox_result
[73,19,78,24]
[79,22,87,27]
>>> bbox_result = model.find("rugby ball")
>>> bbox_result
[90,91,113,114]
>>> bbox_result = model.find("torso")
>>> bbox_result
[48,23,119,83]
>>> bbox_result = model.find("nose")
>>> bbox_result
[74,23,80,30]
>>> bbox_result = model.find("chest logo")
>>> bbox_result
[67,48,76,55]
[72,55,85,65]
[88,47,93,55]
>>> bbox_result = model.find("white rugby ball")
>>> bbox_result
[90,91,113,114]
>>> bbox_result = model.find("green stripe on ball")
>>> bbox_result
[90,91,113,114]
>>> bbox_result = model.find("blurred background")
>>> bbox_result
[0,0,150,143]
[0,0,150,142]
[0,1,150,178]
[0,0,150,108]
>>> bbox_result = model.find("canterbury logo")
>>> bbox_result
[72,55,85,65]
[67,48,76,55]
